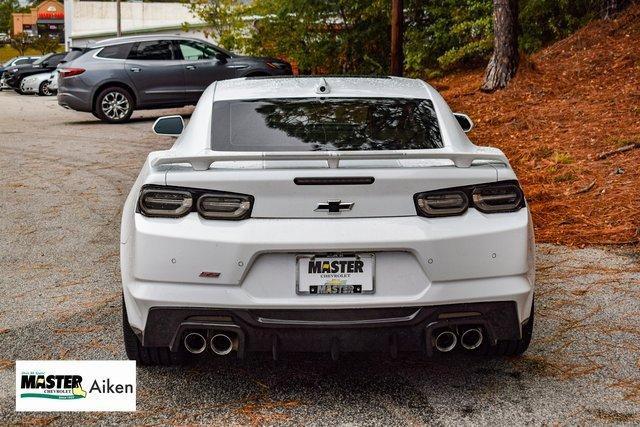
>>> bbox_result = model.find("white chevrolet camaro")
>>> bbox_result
[121,76,535,365]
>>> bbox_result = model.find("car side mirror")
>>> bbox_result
[41,61,49,67]
[153,115,184,136]
[214,53,228,63]
[454,113,474,133]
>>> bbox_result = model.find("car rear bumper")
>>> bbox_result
[122,209,535,341]
[57,88,93,112]
[138,301,525,357]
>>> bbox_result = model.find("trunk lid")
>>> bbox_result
[165,162,497,218]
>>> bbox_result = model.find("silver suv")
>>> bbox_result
[57,35,292,123]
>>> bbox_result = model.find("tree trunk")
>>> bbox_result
[390,0,403,77]
[481,0,519,92]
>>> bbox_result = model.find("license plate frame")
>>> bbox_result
[296,253,375,295]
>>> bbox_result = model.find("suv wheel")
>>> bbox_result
[122,295,183,366]
[38,81,53,96]
[95,87,134,123]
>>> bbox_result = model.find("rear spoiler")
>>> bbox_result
[152,149,509,171]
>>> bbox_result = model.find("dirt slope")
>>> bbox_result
[435,6,640,246]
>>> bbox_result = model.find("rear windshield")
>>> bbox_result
[211,98,443,151]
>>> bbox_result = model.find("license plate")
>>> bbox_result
[296,254,375,295]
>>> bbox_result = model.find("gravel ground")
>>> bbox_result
[0,91,639,425]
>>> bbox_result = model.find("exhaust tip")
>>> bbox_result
[460,328,483,350]
[434,330,457,353]
[184,332,207,354]
[210,333,234,356]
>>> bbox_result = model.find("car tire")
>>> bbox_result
[94,87,134,123]
[14,79,25,95]
[38,81,53,96]
[481,299,534,357]
[122,295,183,366]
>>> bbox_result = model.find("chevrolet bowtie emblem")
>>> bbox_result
[315,200,354,213]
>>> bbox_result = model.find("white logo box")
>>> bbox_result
[16,360,136,412]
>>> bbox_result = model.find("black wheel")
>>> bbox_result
[39,80,53,96]
[482,299,534,357]
[94,87,134,123]
[14,78,25,95]
[122,296,183,366]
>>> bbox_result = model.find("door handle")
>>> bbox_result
[186,65,196,70]
[130,67,141,73]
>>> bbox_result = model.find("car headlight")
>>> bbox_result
[266,61,289,69]
[415,181,525,217]
[138,185,253,220]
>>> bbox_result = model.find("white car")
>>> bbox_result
[48,70,59,92]
[121,76,535,365]
[20,71,57,96]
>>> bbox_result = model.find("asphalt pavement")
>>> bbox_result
[0,91,638,425]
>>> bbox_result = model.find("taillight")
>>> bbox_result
[137,185,253,220]
[139,188,192,218]
[197,194,252,219]
[59,68,85,78]
[415,181,525,217]
[472,184,523,213]
[416,192,468,217]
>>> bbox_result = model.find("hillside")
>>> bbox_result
[435,5,640,246]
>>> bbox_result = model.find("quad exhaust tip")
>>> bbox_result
[434,330,457,353]
[460,328,483,350]
[184,332,207,354]
[210,333,234,356]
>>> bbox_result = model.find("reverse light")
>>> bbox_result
[415,181,525,218]
[137,185,253,220]
[197,194,252,219]
[59,68,85,78]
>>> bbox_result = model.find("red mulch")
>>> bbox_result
[433,6,640,246]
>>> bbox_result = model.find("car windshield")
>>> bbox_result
[33,54,53,65]
[2,58,17,67]
[211,97,443,151]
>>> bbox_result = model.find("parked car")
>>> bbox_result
[3,52,67,94]
[20,70,58,96]
[57,35,293,123]
[120,76,535,365]
[49,70,59,93]
[0,56,40,90]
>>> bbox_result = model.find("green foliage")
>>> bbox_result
[190,0,604,76]
[405,0,493,75]
[191,0,391,74]
[10,32,31,55]
[31,35,60,55]
[519,0,600,53]
[0,0,19,34]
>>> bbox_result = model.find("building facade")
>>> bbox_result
[64,1,206,48]
[12,0,65,42]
